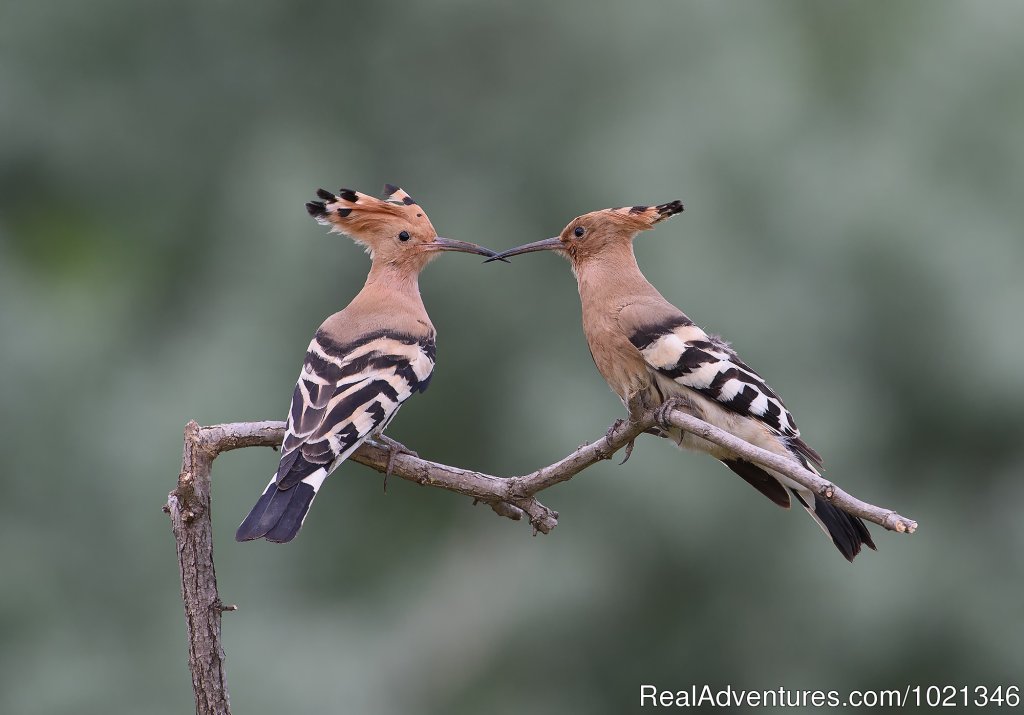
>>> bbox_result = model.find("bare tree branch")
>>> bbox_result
[167,409,916,713]
[656,404,918,533]
[165,421,236,715]
[183,421,562,534]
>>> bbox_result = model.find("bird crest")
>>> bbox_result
[381,183,418,206]
[602,201,684,231]
[305,184,436,250]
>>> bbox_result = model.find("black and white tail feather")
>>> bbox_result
[630,315,876,561]
[235,329,435,543]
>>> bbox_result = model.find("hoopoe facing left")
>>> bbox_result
[489,203,875,561]
[236,185,496,543]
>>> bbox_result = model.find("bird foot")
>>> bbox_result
[619,438,636,465]
[605,418,626,441]
[371,435,419,492]
[656,398,682,428]
[604,419,637,465]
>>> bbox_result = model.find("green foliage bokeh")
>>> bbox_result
[1,2,1022,713]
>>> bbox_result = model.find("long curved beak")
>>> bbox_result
[423,237,498,258]
[483,237,562,264]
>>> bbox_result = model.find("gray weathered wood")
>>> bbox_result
[166,408,916,712]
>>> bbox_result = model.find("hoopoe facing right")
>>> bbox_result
[235,185,496,543]
[488,203,875,561]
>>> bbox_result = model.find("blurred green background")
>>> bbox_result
[2,1,1023,713]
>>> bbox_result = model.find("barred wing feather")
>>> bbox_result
[629,315,820,467]
[235,329,434,542]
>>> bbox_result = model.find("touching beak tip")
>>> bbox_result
[485,237,562,263]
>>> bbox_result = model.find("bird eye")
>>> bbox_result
[574,226,585,238]
[398,231,410,242]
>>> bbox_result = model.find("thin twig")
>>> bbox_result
[657,404,918,534]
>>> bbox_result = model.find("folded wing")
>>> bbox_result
[235,328,435,542]
[627,311,819,467]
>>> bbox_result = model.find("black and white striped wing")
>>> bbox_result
[630,314,875,561]
[279,329,435,486]
[235,329,434,542]
[629,316,820,467]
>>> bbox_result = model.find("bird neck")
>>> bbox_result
[365,260,422,290]
[355,261,428,317]
[573,243,662,308]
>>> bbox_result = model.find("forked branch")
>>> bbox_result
[166,409,915,713]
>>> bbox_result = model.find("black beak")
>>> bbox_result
[483,237,562,264]
[424,237,499,258]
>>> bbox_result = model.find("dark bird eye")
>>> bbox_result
[398,231,410,242]
[574,226,585,238]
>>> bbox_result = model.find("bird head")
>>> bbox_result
[306,184,496,268]
[486,201,683,266]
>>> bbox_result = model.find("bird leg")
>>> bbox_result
[615,391,651,465]
[654,399,688,445]
[602,418,638,465]
[603,417,623,444]
[370,434,419,492]
[604,418,626,439]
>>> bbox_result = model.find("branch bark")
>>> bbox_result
[165,421,239,715]
[167,409,916,713]
[657,404,917,533]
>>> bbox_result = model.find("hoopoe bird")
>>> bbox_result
[488,203,875,561]
[235,185,496,543]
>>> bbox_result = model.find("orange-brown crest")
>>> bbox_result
[556,201,684,262]
[305,185,496,267]
[306,185,435,248]
[485,201,683,265]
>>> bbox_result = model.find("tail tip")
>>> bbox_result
[796,489,876,562]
